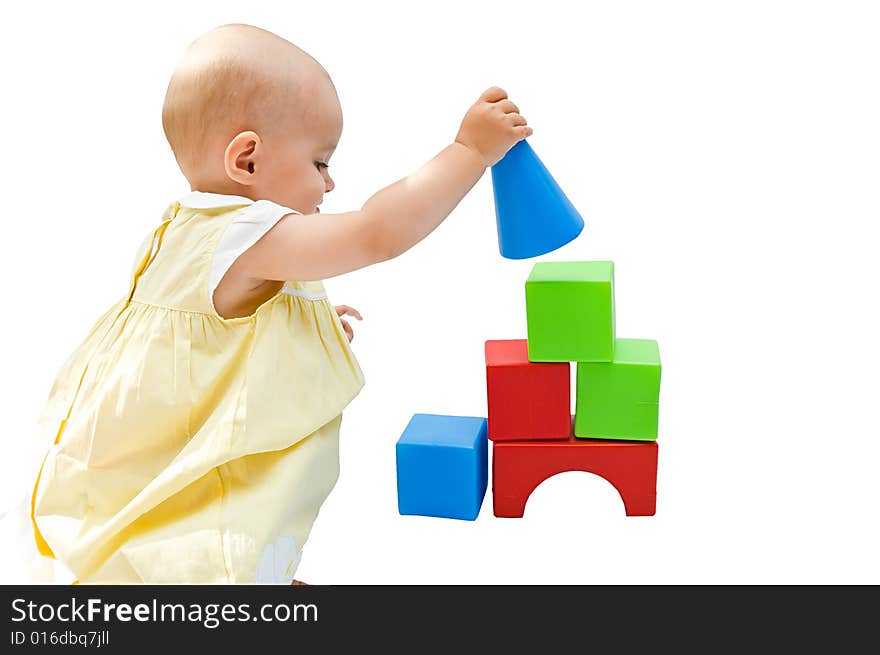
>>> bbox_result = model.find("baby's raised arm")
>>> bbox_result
[236,87,532,282]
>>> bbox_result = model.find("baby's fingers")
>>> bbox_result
[496,99,520,115]
[335,305,363,321]
[340,319,354,343]
[479,86,507,103]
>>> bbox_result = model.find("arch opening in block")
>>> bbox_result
[519,470,626,518]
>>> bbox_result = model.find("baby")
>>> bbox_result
[26,23,531,584]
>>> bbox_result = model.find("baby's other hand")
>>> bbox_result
[455,86,533,167]
[334,305,362,343]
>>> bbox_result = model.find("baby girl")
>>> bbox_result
[26,23,531,584]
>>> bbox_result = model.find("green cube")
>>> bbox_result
[574,338,661,441]
[525,261,615,362]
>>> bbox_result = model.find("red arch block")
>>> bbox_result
[493,437,658,517]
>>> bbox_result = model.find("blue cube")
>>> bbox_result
[396,414,489,521]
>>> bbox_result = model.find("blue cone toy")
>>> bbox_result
[490,140,584,259]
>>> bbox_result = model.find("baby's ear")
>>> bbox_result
[224,131,261,185]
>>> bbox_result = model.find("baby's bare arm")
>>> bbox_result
[236,87,531,283]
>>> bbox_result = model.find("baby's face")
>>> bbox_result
[259,75,342,215]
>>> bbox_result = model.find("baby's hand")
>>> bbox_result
[334,305,362,343]
[455,86,533,167]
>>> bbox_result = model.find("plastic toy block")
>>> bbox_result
[490,139,585,260]
[525,261,615,362]
[492,426,658,517]
[485,339,570,441]
[396,414,488,521]
[575,338,661,441]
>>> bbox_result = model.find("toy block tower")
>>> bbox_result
[395,139,661,522]
[488,260,662,517]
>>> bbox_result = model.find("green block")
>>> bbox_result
[525,261,615,362]
[574,338,661,441]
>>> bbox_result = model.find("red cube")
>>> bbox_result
[485,339,570,441]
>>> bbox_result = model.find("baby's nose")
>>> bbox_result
[325,175,335,193]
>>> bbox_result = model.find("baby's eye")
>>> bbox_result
[315,161,329,170]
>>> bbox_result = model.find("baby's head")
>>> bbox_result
[162,24,339,214]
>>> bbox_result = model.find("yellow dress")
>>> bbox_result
[29,192,364,584]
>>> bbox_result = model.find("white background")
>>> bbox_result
[1,0,878,584]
